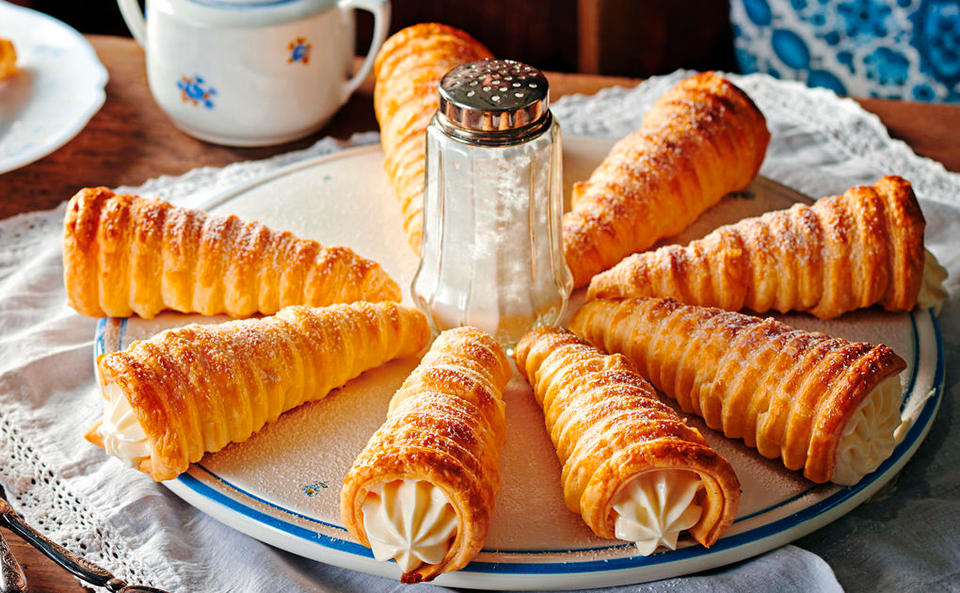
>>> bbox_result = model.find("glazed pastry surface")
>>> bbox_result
[571,297,907,484]
[86,302,429,480]
[340,326,511,583]
[563,71,770,288]
[514,327,739,552]
[374,23,493,252]
[63,187,401,318]
[588,176,931,319]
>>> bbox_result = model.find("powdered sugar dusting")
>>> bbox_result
[413,121,570,347]
[103,136,929,571]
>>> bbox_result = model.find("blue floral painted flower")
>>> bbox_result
[288,37,312,64]
[302,480,328,497]
[837,0,892,36]
[911,0,960,84]
[864,46,909,85]
[177,75,217,109]
[744,0,774,25]
[808,68,848,94]
[912,83,936,101]
[772,29,811,69]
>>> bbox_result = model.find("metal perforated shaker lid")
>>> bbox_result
[437,59,551,143]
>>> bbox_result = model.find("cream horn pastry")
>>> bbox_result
[85,302,429,481]
[374,23,493,252]
[514,326,739,554]
[572,297,908,485]
[563,71,770,288]
[588,176,947,318]
[340,327,511,583]
[63,187,401,318]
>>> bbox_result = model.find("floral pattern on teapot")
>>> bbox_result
[288,37,312,64]
[177,75,217,109]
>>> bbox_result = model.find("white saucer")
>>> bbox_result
[0,1,107,174]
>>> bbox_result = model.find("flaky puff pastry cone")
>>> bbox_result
[572,297,908,485]
[340,327,511,583]
[513,327,739,555]
[564,72,770,288]
[63,187,401,319]
[588,176,947,318]
[85,302,429,481]
[374,24,493,252]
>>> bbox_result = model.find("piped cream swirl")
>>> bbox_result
[917,249,948,315]
[96,382,150,467]
[361,480,458,572]
[612,470,703,555]
[832,377,903,485]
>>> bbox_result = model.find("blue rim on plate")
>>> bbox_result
[87,142,946,589]
[93,307,943,584]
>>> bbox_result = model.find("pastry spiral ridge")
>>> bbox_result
[86,302,429,481]
[514,326,740,551]
[374,24,493,252]
[340,326,511,583]
[63,187,401,318]
[563,71,770,288]
[571,297,907,484]
[588,176,927,319]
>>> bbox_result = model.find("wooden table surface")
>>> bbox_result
[3,34,960,593]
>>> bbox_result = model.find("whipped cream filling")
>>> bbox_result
[612,470,703,556]
[362,480,458,572]
[96,382,150,467]
[832,376,903,486]
[917,249,948,316]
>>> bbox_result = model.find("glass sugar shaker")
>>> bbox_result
[411,59,573,350]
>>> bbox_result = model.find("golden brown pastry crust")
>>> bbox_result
[563,71,770,288]
[571,297,907,483]
[373,24,493,252]
[85,302,429,481]
[63,187,401,318]
[513,326,739,548]
[340,327,511,583]
[0,38,16,80]
[588,176,926,319]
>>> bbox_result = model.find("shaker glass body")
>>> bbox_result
[412,115,572,349]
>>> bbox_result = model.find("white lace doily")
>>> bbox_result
[0,71,957,593]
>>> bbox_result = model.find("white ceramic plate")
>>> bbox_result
[94,138,944,590]
[0,1,107,174]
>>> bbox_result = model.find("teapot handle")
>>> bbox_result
[339,0,390,102]
[117,0,147,46]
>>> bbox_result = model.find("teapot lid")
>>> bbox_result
[162,0,338,28]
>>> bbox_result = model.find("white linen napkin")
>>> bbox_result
[1,72,958,593]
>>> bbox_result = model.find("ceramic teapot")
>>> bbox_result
[118,0,389,146]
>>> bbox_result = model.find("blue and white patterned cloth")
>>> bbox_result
[731,0,960,102]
